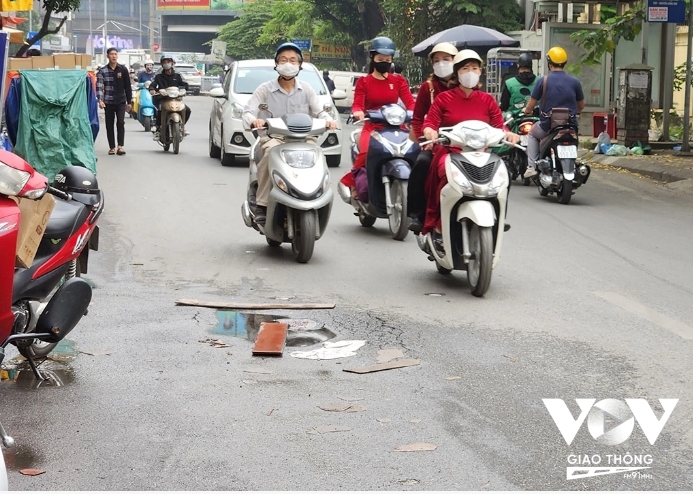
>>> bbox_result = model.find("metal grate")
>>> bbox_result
[287,124,312,134]
[459,161,496,183]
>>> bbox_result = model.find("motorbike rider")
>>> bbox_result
[242,42,339,226]
[421,49,519,246]
[149,54,192,139]
[523,46,584,179]
[339,37,416,202]
[323,69,336,93]
[138,59,156,84]
[407,42,458,234]
[499,52,537,112]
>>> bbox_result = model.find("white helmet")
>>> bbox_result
[429,42,458,60]
[453,49,483,66]
[144,59,154,66]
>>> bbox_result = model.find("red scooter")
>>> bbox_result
[0,150,103,380]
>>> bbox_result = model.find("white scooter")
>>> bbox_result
[241,112,333,263]
[1,420,13,490]
[418,120,521,297]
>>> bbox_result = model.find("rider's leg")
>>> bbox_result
[255,137,283,224]
[524,122,548,178]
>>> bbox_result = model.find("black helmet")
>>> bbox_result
[53,166,101,206]
[274,42,303,64]
[517,53,533,68]
[369,37,396,56]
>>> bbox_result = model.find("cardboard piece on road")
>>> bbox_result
[14,194,56,268]
[343,359,421,374]
[376,349,404,363]
[394,442,437,452]
[252,321,288,356]
[176,299,335,310]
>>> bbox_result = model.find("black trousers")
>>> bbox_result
[407,149,432,223]
[104,102,126,148]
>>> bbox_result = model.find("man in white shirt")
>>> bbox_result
[242,42,338,225]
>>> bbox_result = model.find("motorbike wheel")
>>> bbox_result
[292,210,316,263]
[435,261,452,275]
[143,116,151,133]
[18,260,80,360]
[266,237,281,247]
[507,152,519,181]
[172,122,181,155]
[558,178,573,204]
[388,180,409,241]
[358,212,376,227]
[467,224,493,297]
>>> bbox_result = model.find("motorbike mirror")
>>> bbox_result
[209,87,226,98]
[34,278,92,343]
[331,89,347,100]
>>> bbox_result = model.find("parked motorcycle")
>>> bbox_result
[131,81,156,132]
[241,113,333,264]
[495,107,539,185]
[531,109,590,204]
[337,104,419,240]
[0,151,103,380]
[417,120,519,297]
[152,86,187,154]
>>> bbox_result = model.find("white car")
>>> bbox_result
[176,64,202,95]
[208,59,346,167]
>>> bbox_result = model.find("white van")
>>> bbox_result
[329,71,367,113]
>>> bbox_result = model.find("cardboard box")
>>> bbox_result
[32,56,54,69]
[8,58,32,71]
[52,53,77,69]
[78,54,92,69]
[15,194,56,269]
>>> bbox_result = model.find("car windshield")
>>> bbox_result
[234,66,327,95]
[177,66,198,74]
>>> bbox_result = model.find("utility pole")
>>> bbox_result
[149,0,155,55]
[682,10,693,152]
[103,0,108,64]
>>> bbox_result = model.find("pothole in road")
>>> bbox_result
[210,311,336,347]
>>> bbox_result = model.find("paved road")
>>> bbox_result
[2,95,693,490]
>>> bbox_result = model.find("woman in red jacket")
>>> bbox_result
[421,49,519,239]
[407,42,458,233]
[340,37,416,201]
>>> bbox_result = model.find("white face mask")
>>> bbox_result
[276,63,300,78]
[433,61,453,79]
[162,63,172,70]
[459,71,480,89]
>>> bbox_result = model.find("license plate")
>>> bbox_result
[520,135,528,146]
[557,145,577,159]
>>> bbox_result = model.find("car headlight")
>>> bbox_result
[489,163,509,194]
[281,149,316,168]
[231,102,244,119]
[0,162,31,196]
[272,172,289,193]
[382,105,407,126]
[450,165,474,195]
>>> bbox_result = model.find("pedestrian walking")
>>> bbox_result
[96,48,133,155]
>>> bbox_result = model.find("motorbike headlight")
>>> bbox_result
[382,105,407,126]
[231,102,244,119]
[167,89,180,98]
[281,149,316,168]
[0,162,31,196]
[272,172,289,193]
[450,165,474,195]
[489,163,509,194]
[179,89,186,96]
[321,172,330,194]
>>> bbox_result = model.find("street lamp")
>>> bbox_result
[103,0,108,64]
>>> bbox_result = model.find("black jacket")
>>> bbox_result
[500,71,537,111]
[149,70,189,93]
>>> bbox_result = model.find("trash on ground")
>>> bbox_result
[394,442,437,452]
[605,144,630,156]
[444,376,462,381]
[242,368,274,374]
[318,402,366,413]
[410,419,422,424]
[290,340,366,360]
[241,379,257,384]
[283,319,324,330]
[78,349,113,356]
[252,321,288,356]
[19,469,46,476]
[502,354,518,362]
[176,298,336,310]
[376,349,404,363]
[424,292,445,297]
[377,418,392,423]
[398,479,420,486]
[198,338,231,348]
[336,395,364,402]
[307,425,353,434]
[343,358,421,374]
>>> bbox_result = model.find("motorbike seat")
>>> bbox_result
[43,199,90,240]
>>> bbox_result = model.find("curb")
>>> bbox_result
[579,151,693,183]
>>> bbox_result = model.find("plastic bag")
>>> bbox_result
[606,144,629,156]
[630,146,644,155]
[594,131,611,154]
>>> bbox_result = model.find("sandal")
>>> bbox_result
[108,149,115,155]
[116,147,126,155]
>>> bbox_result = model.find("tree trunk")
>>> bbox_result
[15,12,67,58]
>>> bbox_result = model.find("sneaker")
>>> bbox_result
[254,206,267,226]
[408,217,422,235]
[524,165,538,179]
[153,131,160,141]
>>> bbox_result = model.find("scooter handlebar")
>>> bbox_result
[502,139,526,152]
[47,185,71,201]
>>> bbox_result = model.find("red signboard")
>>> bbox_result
[157,0,210,10]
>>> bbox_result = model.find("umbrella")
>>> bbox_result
[412,25,520,58]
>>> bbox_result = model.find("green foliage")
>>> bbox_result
[570,3,646,71]
[15,0,82,57]
[216,0,277,60]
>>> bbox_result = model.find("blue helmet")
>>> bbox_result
[160,54,174,64]
[369,37,395,56]
[274,42,303,64]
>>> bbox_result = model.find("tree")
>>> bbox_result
[216,0,277,60]
[15,0,82,57]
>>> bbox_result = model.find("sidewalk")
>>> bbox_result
[578,139,693,184]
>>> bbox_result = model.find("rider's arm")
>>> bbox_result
[575,81,585,114]
[422,93,444,141]
[525,77,543,115]
[524,97,538,116]
[397,76,416,111]
[149,75,160,92]
[351,75,367,114]
[123,66,133,105]
[241,84,269,129]
[499,82,510,111]
[410,80,431,140]
[178,74,189,90]
[487,93,508,131]
[96,69,104,102]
